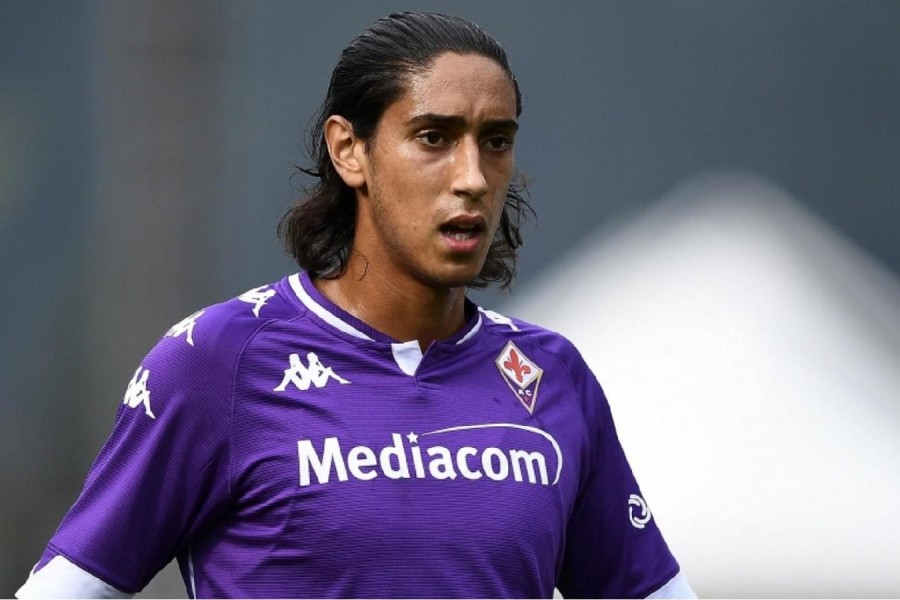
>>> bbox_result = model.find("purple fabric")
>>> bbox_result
[39,273,679,598]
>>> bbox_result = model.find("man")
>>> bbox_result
[18,12,694,599]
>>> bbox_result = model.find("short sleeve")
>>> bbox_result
[556,354,681,599]
[40,325,234,594]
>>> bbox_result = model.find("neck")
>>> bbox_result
[313,253,468,352]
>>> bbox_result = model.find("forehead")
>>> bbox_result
[390,52,517,124]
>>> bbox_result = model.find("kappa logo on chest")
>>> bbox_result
[495,341,543,414]
[275,352,350,392]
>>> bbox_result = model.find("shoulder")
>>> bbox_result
[151,277,300,362]
[128,278,301,416]
[477,305,609,440]
[477,306,605,412]
[477,306,590,376]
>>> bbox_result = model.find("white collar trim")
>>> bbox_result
[289,273,482,375]
[456,313,482,345]
[289,273,373,341]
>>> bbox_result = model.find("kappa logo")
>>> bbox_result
[496,341,543,414]
[165,310,204,346]
[275,352,350,392]
[628,493,652,529]
[238,285,276,317]
[123,366,155,419]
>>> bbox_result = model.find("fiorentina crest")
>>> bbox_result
[495,341,543,414]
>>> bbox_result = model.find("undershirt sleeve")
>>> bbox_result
[16,556,132,599]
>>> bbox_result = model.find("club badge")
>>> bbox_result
[495,341,543,414]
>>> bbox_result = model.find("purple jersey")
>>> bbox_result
[32,272,681,598]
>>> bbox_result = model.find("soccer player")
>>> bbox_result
[17,12,695,599]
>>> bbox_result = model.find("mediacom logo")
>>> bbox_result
[297,423,563,487]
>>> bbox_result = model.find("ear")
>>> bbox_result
[324,115,368,190]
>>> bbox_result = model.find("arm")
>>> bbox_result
[16,309,236,596]
[17,556,131,599]
[556,350,695,599]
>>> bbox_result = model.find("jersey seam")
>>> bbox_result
[227,311,307,503]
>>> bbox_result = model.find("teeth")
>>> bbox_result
[449,231,475,240]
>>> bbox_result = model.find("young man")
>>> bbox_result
[18,12,694,599]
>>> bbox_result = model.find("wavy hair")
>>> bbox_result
[278,12,533,289]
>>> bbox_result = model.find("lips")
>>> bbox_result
[439,214,487,251]
[439,215,486,237]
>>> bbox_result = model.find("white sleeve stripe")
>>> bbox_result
[188,546,197,599]
[16,555,133,599]
[646,570,697,599]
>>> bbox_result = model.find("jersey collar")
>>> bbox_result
[288,272,483,349]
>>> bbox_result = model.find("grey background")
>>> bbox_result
[2,1,898,597]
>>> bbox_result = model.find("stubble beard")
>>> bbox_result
[368,183,487,292]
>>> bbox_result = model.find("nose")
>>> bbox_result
[451,137,489,200]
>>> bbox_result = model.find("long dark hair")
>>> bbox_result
[278,11,533,289]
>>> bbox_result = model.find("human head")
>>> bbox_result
[279,11,532,289]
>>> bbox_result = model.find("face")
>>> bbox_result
[353,52,518,290]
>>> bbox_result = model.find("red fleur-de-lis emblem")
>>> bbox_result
[495,341,543,414]
[503,348,532,383]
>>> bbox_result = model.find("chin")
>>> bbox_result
[419,263,483,290]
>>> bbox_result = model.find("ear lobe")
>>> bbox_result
[324,115,367,189]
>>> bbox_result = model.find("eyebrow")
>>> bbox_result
[405,113,519,133]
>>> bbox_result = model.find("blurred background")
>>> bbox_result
[2,1,899,597]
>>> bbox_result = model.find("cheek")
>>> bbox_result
[370,171,427,243]
[380,146,445,200]
[486,153,514,187]
[488,168,514,217]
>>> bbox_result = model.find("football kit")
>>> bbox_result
[18,272,693,598]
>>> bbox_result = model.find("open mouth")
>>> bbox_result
[440,223,483,240]
[440,214,487,239]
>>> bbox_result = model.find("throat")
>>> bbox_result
[313,270,469,351]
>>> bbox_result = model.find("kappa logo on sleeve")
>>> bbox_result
[496,341,543,414]
[123,366,155,419]
[165,310,205,346]
[238,285,277,317]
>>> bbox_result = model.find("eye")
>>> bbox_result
[417,130,447,147]
[484,135,513,152]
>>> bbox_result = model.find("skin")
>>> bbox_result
[316,52,519,350]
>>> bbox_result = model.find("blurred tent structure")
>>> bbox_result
[500,172,900,598]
